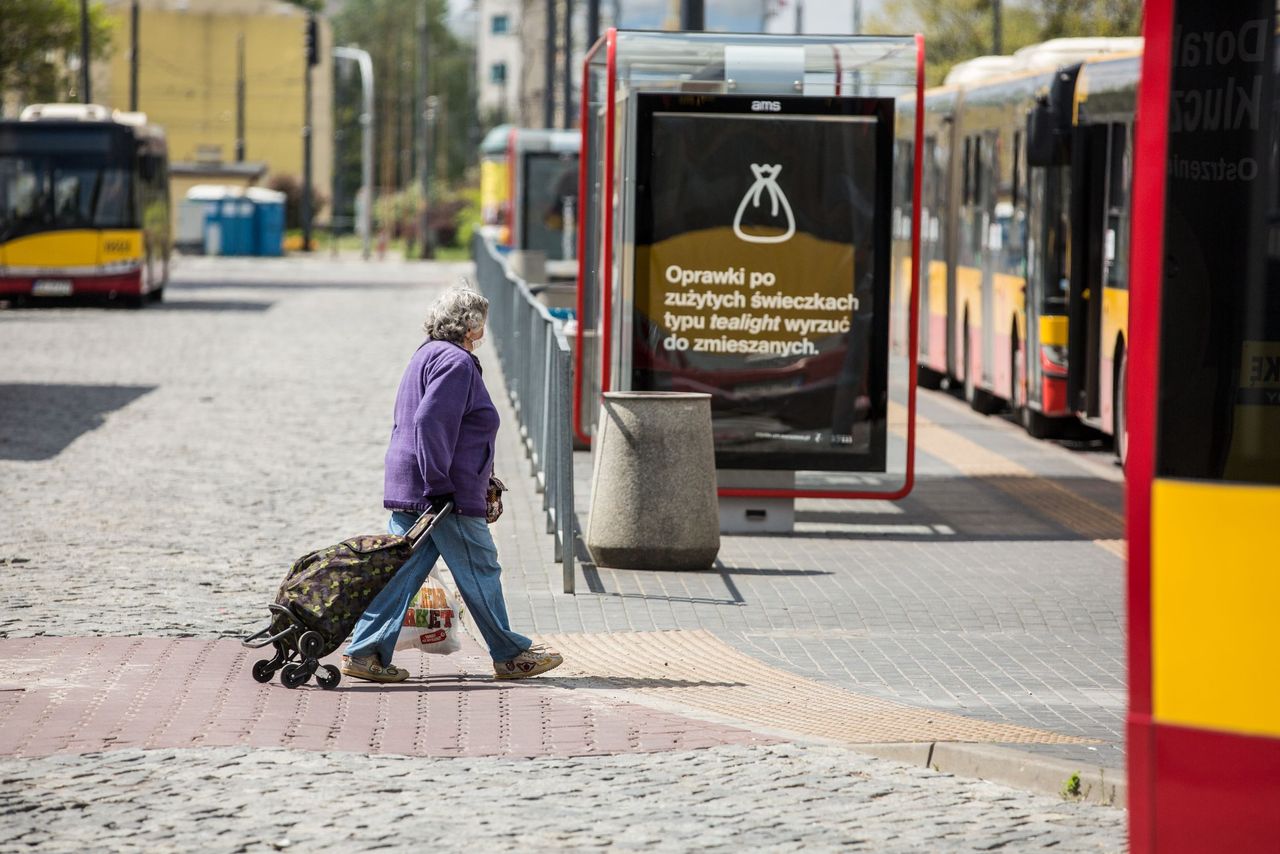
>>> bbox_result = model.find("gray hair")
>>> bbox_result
[423,281,489,344]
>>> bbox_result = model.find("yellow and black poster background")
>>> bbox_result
[631,94,893,471]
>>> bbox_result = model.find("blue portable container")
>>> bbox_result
[226,197,256,256]
[247,188,286,256]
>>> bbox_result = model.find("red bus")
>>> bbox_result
[1127,1,1280,849]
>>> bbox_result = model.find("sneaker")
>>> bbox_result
[494,644,563,680]
[340,654,409,683]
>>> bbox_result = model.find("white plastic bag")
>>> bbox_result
[395,572,463,654]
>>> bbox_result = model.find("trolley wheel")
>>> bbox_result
[281,663,309,689]
[315,665,341,690]
[298,630,325,658]
[252,659,277,683]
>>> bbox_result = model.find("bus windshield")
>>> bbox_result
[0,154,135,241]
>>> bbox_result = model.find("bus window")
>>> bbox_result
[1156,6,1280,484]
[0,157,41,231]
[1103,123,1131,290]
[39,163,134,231]
[1012,130,1022,211]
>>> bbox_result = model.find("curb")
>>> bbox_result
[854,742,1125,808]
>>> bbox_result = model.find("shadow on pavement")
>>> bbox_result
[0,383,155,461]
[334,676,746,691]
[154,299,275,312]
[172,278,416,292]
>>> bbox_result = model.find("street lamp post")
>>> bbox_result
[79,0,92,103]
[680,0,704,31]
[335,46,376,260]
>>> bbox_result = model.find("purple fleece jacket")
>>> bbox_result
[384,339,499,517]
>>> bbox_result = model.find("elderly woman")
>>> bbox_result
[342,283,563,683]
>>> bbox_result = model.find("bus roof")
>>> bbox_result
[14,103,165,141]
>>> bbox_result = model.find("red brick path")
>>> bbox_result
[0,637,773,759]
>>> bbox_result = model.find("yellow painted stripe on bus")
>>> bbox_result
[1101,286,1128,351]
[955,265,982,331]
[993,272,1026,341]
[897,256,913,302]
[1040,315,1068,347]
[0,229,143,267]
[928,260,948,318]
[99,230,144,263]
[1152,478,1280,739]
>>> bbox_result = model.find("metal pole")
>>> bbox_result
[680,0,704,31]
[794,0,803,34]
[993,0,1003,55]
[79,0,92,103]
[335,46,375,260]
[562,0,573,130]
[332,126,342,257]
[544,0,557,127]
[302,14,315,252]
[417,0,434,259]
[853,0,862,35]
[235,33,245,162]
[129,1,139,110]
[587,0,599,50]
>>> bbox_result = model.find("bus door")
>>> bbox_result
[979,130,998,392]
[940,113,960,380]
[1023,67,1079,424]
[1068,122,1108,418]
[919,134,936,359]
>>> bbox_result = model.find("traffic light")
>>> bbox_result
[305,16,319,66]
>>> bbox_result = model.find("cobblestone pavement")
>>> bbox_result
[0,744,1125,853]
[0,256,1126,850]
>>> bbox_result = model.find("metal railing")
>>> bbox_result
[472,232,577,593]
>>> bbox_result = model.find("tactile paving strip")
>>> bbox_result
[539,629,1098,746]
[904,407,1125,548]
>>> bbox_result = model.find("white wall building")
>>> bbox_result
[475,0,521,122]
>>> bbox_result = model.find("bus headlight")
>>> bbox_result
[99,259,142,275]
[1041,343,1069,369]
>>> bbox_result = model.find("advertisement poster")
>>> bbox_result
[632,93,893,471]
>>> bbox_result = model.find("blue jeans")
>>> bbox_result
[345,511,531,666]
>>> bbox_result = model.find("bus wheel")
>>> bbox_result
[1114,351,1128,467]
[148,286,164,304]
[917,365,945,390]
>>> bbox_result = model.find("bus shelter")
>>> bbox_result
[505,128,580,276]
[574,29,924,526]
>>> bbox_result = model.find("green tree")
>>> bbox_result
[330,0,477,206]
[0,0,114,113]
[870,0,1142,86]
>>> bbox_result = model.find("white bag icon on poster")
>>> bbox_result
[733,163,796,244]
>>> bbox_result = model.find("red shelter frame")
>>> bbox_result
[574,30,925,501]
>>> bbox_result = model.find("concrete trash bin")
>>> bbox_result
[586,392,720,570]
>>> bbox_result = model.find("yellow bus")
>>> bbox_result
[478,123,512,245]
[0,104,170,307]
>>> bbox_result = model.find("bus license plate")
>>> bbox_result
[32,279,73,297]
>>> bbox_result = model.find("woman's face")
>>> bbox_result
[465,320,486,351]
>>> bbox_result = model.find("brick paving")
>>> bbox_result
[0,637,771,759]
[0,255,1127,850]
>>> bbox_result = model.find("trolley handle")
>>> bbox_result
[406,500,454,552]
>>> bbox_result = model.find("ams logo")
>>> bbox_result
[751,100,782,112]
